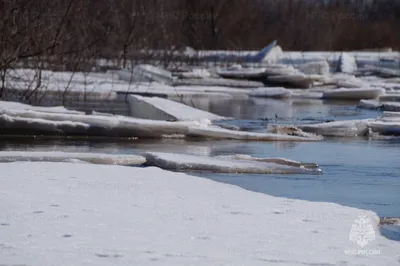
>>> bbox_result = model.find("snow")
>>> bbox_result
[0,151,146,165]
[322,87,385,100]
[127,95,226,121]
[1,162,398,266]
[144,152,321,174]
[249,87,292,98]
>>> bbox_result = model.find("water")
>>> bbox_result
[1,98,399,221]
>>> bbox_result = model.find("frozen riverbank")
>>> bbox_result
[1,162,399,265]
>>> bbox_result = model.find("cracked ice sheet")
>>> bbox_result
[0,162,398,266]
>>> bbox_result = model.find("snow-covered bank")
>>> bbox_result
[1,162,398,266]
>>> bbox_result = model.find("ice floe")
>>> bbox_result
[358,100,400,112]
[1,162,398,265]
[297,60,330,76]
[337,53,357,74]
[127,95,226,121]
[213,154,319,169]
[0,101,84,114]
[322,87,385,100]
[173,77,264,88]
[188,125,323,141]
[0,151,146,165]
[144,152,321,174]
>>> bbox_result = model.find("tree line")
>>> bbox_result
[0,0,399,71]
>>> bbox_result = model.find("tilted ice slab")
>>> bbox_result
[337,52,357,74]
[144,152,321,174]
[0,151,146,165]
[248,87,292,98]
[187,125,323,141]
[1,162,398,266]
[172,77,264,88]
[322,87,385,100]
[127,95,226,121]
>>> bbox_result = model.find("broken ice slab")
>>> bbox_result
[187,125,323,141]
[0,151,146,166]
[0,108,207,138]
[144,152,322,174]
[172,77,264,88]
[322,87,385,100]
[297,61,330,76]
[213,154,319,169]
[127,95,227,121]
[297,120,372,137]
[216,68,268,79]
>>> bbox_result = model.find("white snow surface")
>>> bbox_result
[0,162,398,266]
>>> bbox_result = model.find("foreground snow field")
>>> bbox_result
[0,162,399,266]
